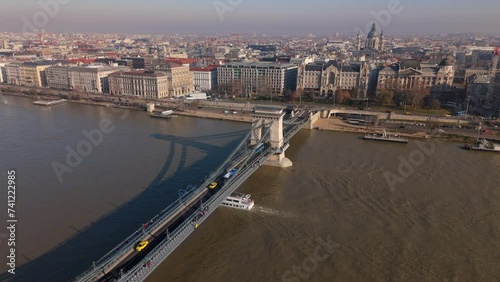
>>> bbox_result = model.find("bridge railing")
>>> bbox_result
[75,113,309,282]
[73,132,253,282]
[116,131,275,282]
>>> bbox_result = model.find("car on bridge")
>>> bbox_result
[208,182,218,189]
[135,241,149,252]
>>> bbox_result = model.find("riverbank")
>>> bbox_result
[1,91,254,123]
[1,91,148,111]
[175,109,252,123]
[312,118,496,143]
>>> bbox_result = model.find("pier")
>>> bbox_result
[33,99,67,106]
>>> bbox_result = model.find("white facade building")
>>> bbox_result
[5,62,23,85]
[108,70,170,99]
[0,63,7,83]
[69,65,119,93]
[190,65,218,91]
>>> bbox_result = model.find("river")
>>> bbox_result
[0,95,499,282]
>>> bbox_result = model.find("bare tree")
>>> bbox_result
[335,89,351,104]
[229,79,242,98]
[430,98,441,110]
[406,82,430,111]
[377,89,395,105]
[292,87,304,102]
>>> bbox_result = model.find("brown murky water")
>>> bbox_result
[147,130,500,282]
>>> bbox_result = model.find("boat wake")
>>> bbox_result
[252,205,296,219]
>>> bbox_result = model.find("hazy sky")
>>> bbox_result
[1,0,499,35]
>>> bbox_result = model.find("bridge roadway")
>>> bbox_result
[73,110,310,282]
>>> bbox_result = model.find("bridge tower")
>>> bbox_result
[251,106,292,168]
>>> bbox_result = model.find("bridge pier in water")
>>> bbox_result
[251,106,292,168]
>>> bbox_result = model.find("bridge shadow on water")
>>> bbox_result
[2,130,248,282]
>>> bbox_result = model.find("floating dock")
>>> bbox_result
[33,99,67,106]
[363,130,409,144]
[150,111,178,119]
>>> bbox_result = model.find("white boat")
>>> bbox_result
[464,138,500,152]
[161,110,173,116]
[364,130,408,144]
[221,192,255,210]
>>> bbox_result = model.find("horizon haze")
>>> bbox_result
[0,0,499,36]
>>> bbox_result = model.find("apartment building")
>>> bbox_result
[69,65,120,93]
[45,65,71,89]
[5,62,23,85]
[20,61,54,87]
[0,63,7,83]
[190,65,218,91]
[490,72,500,108]
[217,62,297,96]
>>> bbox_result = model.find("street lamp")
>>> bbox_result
[402,92,407,113]
[465,95,471,116]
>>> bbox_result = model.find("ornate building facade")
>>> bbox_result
[377,58,455,91]
[352,23,385,62]
[108,70,170,99]
[296,60,371,98]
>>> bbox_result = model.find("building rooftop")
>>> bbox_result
[222,62,296,69]
[471,75,492,84]
[22,60,55,67]
[400,60,421,69]
[304,60,339,71]
[68,58,96,64]
[189,65,219,72]
[165,58,198,65]
[109,70,166,77]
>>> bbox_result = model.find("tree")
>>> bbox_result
[292,87,304,102]
[256,76,272,99]
[349,86,361,99]
[283,88,293,100]
[216,83,231,97]
[430,98,441,110]
[377,89,395,105]
[229,79,242,97]
[406,83,430,111]
[335,89,351,104]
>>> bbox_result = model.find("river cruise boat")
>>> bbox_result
[363,130,408,144]
[221,192,255,210]
[464,138,500,152]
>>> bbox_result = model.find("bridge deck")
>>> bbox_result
[73,110,310,282]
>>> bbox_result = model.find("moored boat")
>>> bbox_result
[363,130,408,144]
[464,138,500,152]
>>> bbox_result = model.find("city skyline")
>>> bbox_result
[0,0,500,35]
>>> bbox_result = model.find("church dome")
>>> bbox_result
[367,23,378,38]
